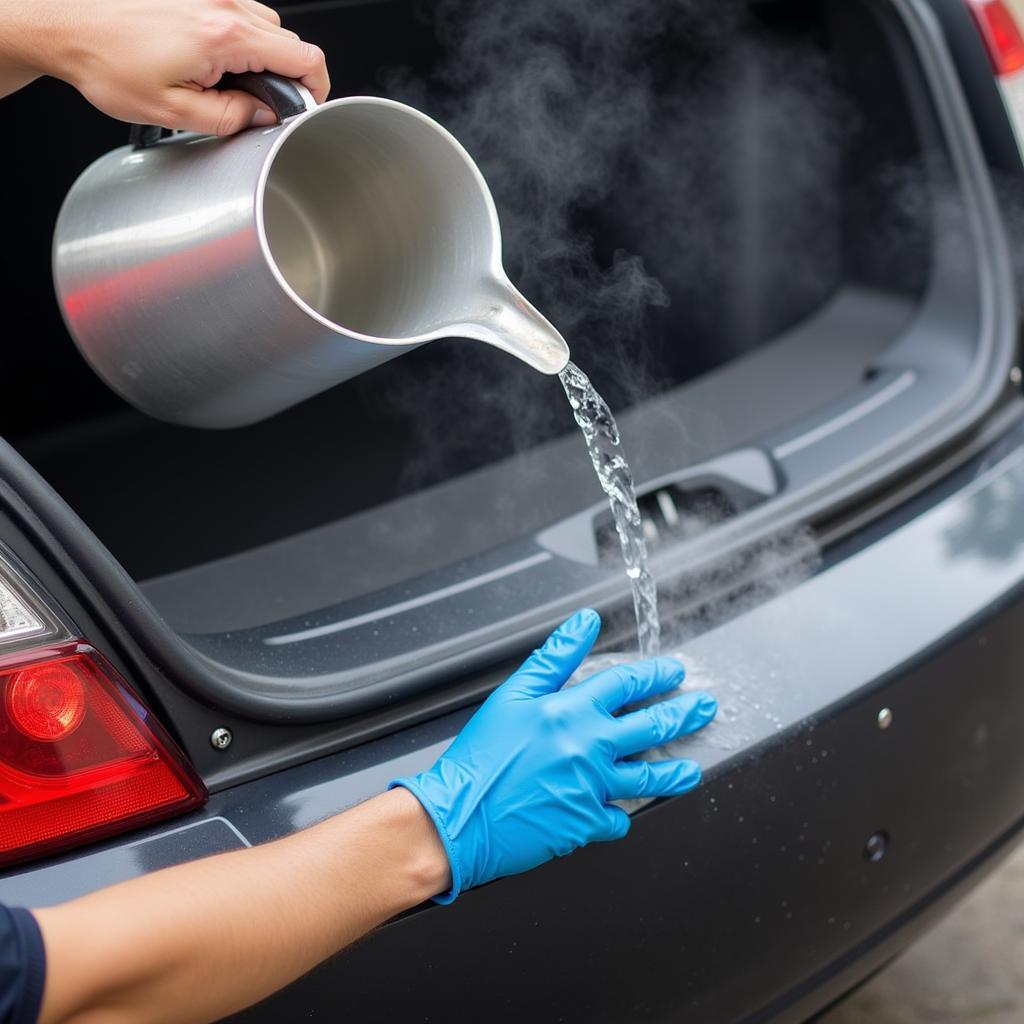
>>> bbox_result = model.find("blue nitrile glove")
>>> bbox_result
[390,608,717,903]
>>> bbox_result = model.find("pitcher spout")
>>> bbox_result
[458,276,570,375]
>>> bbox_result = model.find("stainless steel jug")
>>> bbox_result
[53,73,569,428]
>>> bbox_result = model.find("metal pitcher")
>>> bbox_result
[52,73,569,428]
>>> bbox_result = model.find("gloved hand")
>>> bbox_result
[390,608,717,903]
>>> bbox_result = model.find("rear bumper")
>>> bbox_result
[265,625,1024,1024]
[3,410,1024,1022]
[243,551,1024,1024]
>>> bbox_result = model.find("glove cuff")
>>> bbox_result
[388,776,464,904]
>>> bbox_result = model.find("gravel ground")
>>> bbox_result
[818,842,1024,1023]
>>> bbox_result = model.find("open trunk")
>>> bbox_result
[3,0,1015,733]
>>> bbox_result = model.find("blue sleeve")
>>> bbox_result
[0,906,45,1024]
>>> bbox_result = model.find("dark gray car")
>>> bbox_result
[0,0,1023,1020]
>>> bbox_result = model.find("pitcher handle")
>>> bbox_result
[128,71,317,149]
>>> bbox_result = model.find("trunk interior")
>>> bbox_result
[1,0,1012,720]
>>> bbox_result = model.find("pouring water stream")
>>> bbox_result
[468,282,661,657]
[558,361,661,657]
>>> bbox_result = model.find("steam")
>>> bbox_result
[373,0,855,479]
[336,1,1005,754]
[371,0,682,492]
[384,0,674,347]
[593,522,821,659]
[565,524,821,803]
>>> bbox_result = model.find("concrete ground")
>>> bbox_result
[819,842,1024,1023]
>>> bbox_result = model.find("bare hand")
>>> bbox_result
[0,0,330,134]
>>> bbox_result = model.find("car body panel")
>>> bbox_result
[1,408,1023,1021]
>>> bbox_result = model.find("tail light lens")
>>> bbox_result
[967,0,1024,76]
[0,575,49,647]
[0,642,205,866]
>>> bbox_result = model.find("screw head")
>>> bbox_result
[863,831,889,863]
[210,727,233,751]
[877,707,893,730]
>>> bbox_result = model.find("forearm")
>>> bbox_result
[33,789,449,1024]
[0,0,54,98]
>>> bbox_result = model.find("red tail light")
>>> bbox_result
[0,642,205,866]
[967,0,1024,76]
